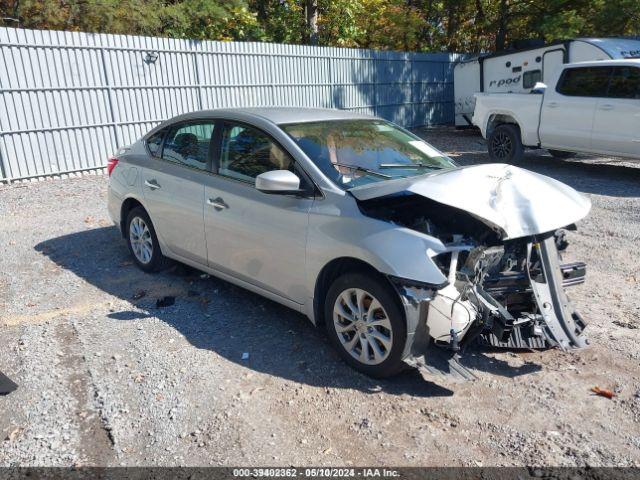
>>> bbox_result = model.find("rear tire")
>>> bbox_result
[488,124,524,164]
[126,206,170,273]
[324,272,406,378]
[548,149,577,159]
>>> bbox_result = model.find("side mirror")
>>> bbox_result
[255,170,301,194]
[531,82,547,94]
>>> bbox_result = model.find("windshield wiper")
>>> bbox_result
[378,162,441,169]
[333,162,392,178]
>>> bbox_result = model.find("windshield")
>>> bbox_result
[281,119,455,189]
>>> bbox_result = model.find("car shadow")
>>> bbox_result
[35,226,545,397]
[520,154,640,199]
[423,129,640,198]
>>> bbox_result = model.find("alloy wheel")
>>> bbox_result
[491,131,512,159]
[129,216,153,264]
[333,288,393,365]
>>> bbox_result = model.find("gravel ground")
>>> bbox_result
[1,127,639,467]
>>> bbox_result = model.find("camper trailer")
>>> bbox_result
[454,37,640,126]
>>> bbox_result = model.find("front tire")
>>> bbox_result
[126,207,169,273]
[488,124,524,163]
[324,273,406,378]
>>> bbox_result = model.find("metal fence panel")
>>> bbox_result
[0,27,460,182]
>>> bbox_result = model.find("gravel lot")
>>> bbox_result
[1,127,639,467]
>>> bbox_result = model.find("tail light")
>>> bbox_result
[107,156,119,176]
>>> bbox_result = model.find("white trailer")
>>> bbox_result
[454,37,640,126]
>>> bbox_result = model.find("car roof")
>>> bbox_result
[564,58,640,68]
[167,107,376,126]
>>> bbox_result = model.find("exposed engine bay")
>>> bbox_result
[358,193,588,358]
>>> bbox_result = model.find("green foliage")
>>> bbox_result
[1,0,638,52]
[248,0,306,44]
[160,0,264,41]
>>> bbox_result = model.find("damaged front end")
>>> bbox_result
[358,189,589,370]
[429,232,588,353]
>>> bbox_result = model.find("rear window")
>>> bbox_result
[556,67,612,97]
[607,66,640,99]
[146,130,164,157]
[162,122,215,171]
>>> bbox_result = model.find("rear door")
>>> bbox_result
[539,66,611,151]
[141,121,215,265]
[203,121,314,305]
[591,65,640,157]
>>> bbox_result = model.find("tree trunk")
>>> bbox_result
[495,0,509,51]
[473,0,486,51]
[419,0,434,48]
[305,0,318,45]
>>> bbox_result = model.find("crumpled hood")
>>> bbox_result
[349,163,591,239]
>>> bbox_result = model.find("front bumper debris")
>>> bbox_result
[398,232,588,375]
[473,235,587,351]
[527,234,587,349]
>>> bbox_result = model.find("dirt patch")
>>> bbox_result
[55,321,115,465]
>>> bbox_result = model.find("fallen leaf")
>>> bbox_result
[591,386,615,399]
[6,427,23,442]
[131,289,146,300]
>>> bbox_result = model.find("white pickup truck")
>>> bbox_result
[473,59,640,163]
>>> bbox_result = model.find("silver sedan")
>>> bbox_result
[107,108,590,378]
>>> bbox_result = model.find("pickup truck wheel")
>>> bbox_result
[488,124,524,164]
[548,149,577,159]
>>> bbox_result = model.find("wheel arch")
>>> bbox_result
[486,113,522,140]
[312,257,401,327]
[119,196,147,238]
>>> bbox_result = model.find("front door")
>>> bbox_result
[141,121,215,265]
[591,65,640,157]
[204,122,313,304]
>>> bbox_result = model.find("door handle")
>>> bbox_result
[599,104,614,111]
[547,102,558,108]
[144,179,160,190]
[207,197,228,211]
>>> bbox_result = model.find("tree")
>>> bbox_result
[1,0,638,52]
[247,0,306,44]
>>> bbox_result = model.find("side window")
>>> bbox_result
[146,130,165,157]
[162,122,215,171]
[607,67,640,99]
[523,69,542,89]
[219,123,295,182]
[556,67,612,97]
